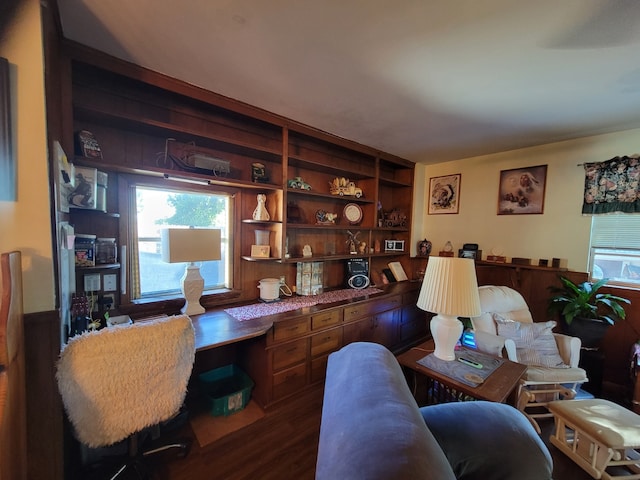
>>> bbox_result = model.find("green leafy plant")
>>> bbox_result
[548,277,630,326]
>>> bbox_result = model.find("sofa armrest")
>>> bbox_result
[553,332,581,367]
[316,342,456,480]
[420,402,553,480]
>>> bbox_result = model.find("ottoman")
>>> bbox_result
[548,399,640,480]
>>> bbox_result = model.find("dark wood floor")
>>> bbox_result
[84,384,634,480]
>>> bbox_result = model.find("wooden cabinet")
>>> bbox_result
[241,285,422,408]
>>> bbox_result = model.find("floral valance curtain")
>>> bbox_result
[582,155,640,214]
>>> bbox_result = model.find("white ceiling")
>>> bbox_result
[56,0,640,164]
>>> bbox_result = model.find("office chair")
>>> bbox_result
[57,314,196,479]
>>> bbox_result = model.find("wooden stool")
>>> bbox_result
[548,399,640,480]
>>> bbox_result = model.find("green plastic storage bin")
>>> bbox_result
[198,364,254,416]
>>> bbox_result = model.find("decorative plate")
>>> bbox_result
[343,203,363,225]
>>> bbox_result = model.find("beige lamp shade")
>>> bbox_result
[417,257,481,361]
[160,228,222,316]
[161,228,221,263]
[417,256,481,317]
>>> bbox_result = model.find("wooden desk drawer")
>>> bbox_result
[343,303,374,322]
[310,328,343,358]
[311,310,342,330]
[272,363,307,400]
[272,338,308,371]
[273,317,310,342]
[343,295,402,322]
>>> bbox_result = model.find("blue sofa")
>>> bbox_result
[316,342,553,480]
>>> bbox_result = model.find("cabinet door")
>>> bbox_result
[373,308,400,348]
[399,301,429,345]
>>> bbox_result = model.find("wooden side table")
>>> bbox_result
[397,339,527,405]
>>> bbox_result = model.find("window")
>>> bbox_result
[589,214,640,288]
[132,185,232,300]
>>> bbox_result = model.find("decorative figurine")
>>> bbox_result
[418,239,432,256]
[346,230,361,254]
[383,208,407,227]
[252,162,269,183]
[316,210,338,224]
[329,177,363,198]
[252,193,270,221]
[303,244,312,257]
[287,176,312,190]
[358,241,367,255]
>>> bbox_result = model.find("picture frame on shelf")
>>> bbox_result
[428,174,461,214]
[497,164,547,215]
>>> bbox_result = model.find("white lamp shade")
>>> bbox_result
[417,257,481,361]
[161,228,221,263]
[160,228,221,316]
[417,257,481,317]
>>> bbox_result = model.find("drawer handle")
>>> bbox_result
[286,373,298,380]
[287,326,300,332]
[286,347,298,353]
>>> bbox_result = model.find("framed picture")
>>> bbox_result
[428,174,461,214]
[497,164,547,215]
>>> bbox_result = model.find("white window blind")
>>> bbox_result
[589,213,640,287]
[590,214,640,249]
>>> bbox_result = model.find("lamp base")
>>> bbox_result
[181,263,205,316]
[430,313,463,361]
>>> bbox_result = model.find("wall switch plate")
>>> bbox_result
[84,273,101,292]
[103,273,117,292]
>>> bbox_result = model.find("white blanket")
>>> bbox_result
[56,315,195,447]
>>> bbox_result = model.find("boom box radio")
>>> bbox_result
[346,258,370,289]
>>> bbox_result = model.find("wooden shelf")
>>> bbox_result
[76,263,121,270]
[74,105,282,162]
[286,188,374,203]
[284,223,370,230]
[241,219,282,225]
[73,158,283,192]
[287,155,375,180]
[69,207,120,218]
[476,260,568,272]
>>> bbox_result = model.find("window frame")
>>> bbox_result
[118,174,242,313]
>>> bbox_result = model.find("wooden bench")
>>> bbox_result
[548,399,640,480]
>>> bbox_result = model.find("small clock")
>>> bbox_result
[343,203,363,225]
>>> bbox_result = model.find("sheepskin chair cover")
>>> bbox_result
[56,315,195,448]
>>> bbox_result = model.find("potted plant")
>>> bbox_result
[548,276,631,348]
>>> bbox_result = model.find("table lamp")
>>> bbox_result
[161,228,221,315]
[416,257,481,361]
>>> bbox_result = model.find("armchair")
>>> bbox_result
[471,285,587,432]
[57,315,196,478]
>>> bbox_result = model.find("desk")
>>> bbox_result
[190,310,273,352]
[397,339,526,405]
